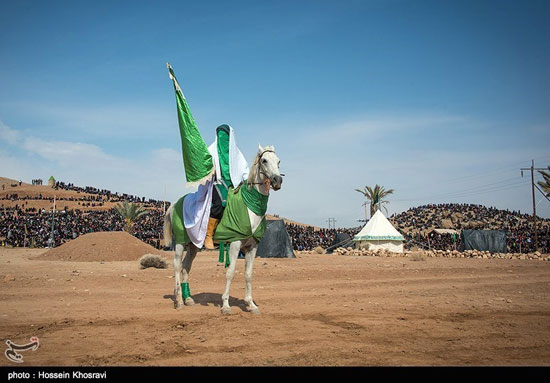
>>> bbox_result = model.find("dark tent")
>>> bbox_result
[256,220,296,258]
[326,232,355,254]
[461,229,507,253]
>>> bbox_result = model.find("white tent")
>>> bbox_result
[353,210,404,253]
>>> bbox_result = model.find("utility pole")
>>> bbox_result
[531,160,537,251]
[520,160,546,252]
[326,218,336,229]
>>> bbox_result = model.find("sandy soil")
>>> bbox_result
[1,247,550,366]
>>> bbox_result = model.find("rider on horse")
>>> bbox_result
[205,124,249,249]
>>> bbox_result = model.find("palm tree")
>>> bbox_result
[355,184,394,220]
[114,200,148,234]
[538,167,550,197]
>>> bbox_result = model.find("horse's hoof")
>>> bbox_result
[248,307,260,315]
[175,302,184,310]
[221,307,232,315]
[184,297,195,306]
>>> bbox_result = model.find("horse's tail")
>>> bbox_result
[163,203,174,248]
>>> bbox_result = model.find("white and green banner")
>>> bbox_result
[167,63,214,186]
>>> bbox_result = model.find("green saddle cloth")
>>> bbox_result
[172,186,267,246]
[213,186,266,244]
[171,196,190,245]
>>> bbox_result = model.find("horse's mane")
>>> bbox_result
[246,146,275,189]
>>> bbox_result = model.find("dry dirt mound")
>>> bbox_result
[33,231,164,262]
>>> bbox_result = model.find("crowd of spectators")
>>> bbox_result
[390,203,550,253]
[404,231,461,251]
[0,206,165,249]
[285,223,361,251]
[1,191,549,253]
[1,193,106,207]
[275,204,550,253]
[54,181,164,208]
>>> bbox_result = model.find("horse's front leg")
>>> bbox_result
[244,244,260,314]
[181,243,198,306]
[221,241,242,315]
[173,244,185,309]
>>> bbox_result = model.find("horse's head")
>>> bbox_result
[252,144,283,191]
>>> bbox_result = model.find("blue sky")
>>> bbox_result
[1,0,549,227]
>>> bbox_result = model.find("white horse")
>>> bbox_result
[163,145,283,315]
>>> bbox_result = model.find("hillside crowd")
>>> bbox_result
[390,204,550,253]
[1,193,108,208]
[1,197,549,253]
[54,181,165,208]
[0,206,165,249]
[285,224,360,251]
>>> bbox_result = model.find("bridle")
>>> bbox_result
[247,149,285,187]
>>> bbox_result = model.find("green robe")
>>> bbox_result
[215,125,231,207]
[216,126,232,188]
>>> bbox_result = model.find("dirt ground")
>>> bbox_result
[1,247,550,366]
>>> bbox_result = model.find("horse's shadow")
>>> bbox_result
[163,292,251,312]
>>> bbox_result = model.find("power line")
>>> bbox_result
[432,180,528,200]
[434,178,525,197]
[393,177,529,203]
[437,158,537,186]
[441,165,520,186]
[422,155,550,189]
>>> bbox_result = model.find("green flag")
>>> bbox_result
[167,63,214,186]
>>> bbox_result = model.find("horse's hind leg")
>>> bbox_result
[173,244,185,309]
[181,244,198,306]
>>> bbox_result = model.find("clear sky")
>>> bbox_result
[1,0,549,227]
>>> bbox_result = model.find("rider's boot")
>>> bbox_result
[204,217,220,250]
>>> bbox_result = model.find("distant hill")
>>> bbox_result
[0,176,161,212]
[0,176,25,187]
